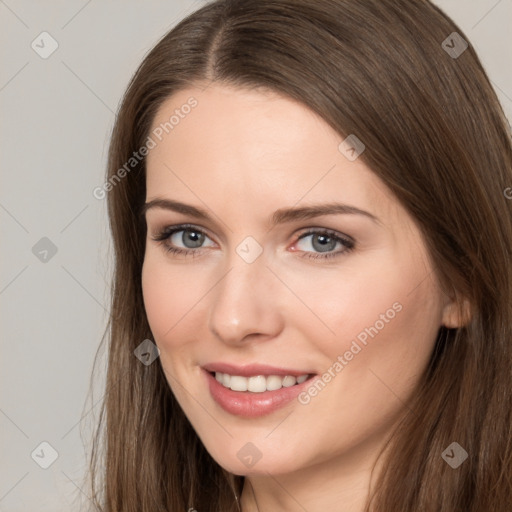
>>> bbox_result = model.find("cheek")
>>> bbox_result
[141,253,198,348]
[287,260,442,456]
[302,244,438,335]
[276,251,408,347]
[142,257,171,338]
[141,254,204,401]
[288,248,443,390]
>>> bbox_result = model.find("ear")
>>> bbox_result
[441,293,472,328]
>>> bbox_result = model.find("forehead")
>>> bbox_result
[145,84,400,225]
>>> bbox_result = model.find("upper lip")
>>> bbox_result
[202,362,315,377]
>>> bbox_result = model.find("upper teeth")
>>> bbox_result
[215,372,309,392]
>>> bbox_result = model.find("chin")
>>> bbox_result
[206,446,300,476]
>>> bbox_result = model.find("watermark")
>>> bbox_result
[298,301,403,405]
[134,339,160,366]
[32,236,58,263]
[31,31,59,59]
[338,134,365,161]
[504,187,512,200]
[93,96,198,200]
[441,441,468,469]
[237,442,263,468]
[441,32,468,59]
[236,236,263,263]
[31,441,59,469]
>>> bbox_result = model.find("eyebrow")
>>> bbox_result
[141,198,381,226]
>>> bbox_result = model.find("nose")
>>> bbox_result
[208,250,284,346]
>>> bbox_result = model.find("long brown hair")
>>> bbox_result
[85,0,512,510]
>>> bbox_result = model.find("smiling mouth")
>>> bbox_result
[208,371,315,393]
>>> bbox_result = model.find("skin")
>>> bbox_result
[141,83,464,511]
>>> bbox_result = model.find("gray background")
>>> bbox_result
[1,1,511,510]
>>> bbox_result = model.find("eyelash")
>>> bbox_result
[150,223,355,261]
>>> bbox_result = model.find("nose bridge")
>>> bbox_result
[208,242,282,343]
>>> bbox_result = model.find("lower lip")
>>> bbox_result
[203,369,316,417]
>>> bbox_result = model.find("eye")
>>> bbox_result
[293,229,355,260]
[150,224,355,261]
[150,223,215,257]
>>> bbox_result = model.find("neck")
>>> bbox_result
[238,435,389,512]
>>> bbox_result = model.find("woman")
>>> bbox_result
[88,0,512,510]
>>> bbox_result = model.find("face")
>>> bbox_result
[141,83,457,477]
